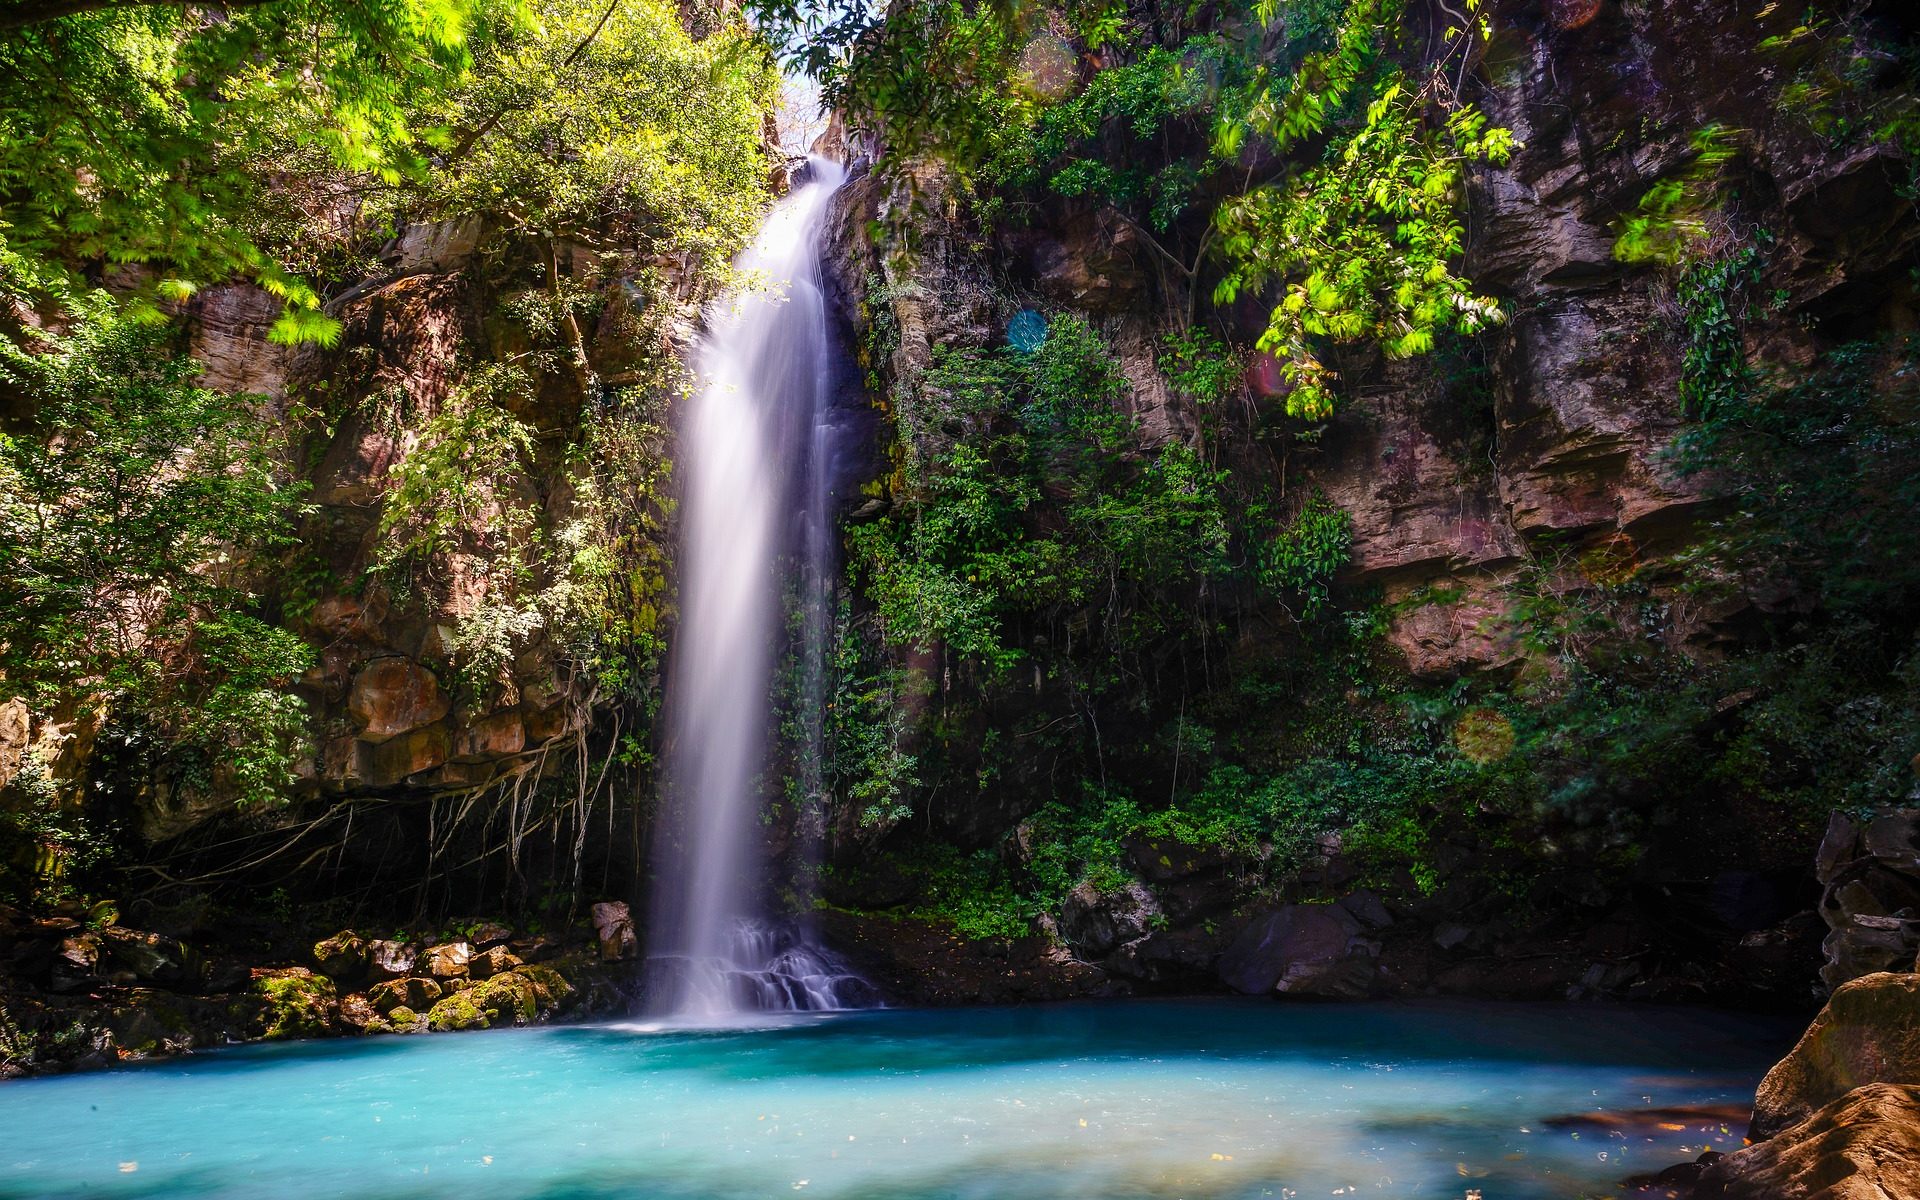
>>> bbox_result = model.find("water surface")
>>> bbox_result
[0,999,1791,1199]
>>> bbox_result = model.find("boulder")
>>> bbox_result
[311,931,368,981]
[467,921,513,949]
[1814,808,1920,989]
[365,939,417,981]
[251,968,339,1040]
[49,933,102,992]
[420,942,472,979]
[469,945,523,980]
[1058,880,1160,959]
[1216,905,1378,999]
[1696,1082,1920,1199]
[368,724,451,786]
[425,990,489,1032]
[1751,971,1920,1139]
[337,993,381,1032]
[346,658,449,744]
[1125,836,1237,922]
[99,927,196,988]
[367,976,442,1014]
[591,902,636,961]
[468,970,541,1025]
[452,713,525,763]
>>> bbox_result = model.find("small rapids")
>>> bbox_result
[638,919,882,1019]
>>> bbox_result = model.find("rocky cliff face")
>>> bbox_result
[814,0,1920,1005]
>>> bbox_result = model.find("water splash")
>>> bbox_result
[644,157,874,1021]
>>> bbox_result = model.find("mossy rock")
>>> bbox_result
[368,975,442,1014]
[312,931,368,981]
[424,991,488,1032]
[464,972,532,1025]
[517,963,574,1011]
[252,968,339,1040]
[381,1005,427,1034]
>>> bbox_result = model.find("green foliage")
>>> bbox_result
[416,0,779,277]
[1253,491,1352,616]
[1159,328,1244,412]
[825,608,925,832]
[372,365,676,707]
[981,37,1254,230]
[892,843,1032,940]
[0,299,312,808]
[1612,125,1744,265]
[1679,338,1920,624]
[815,0,1512,422]
[1214,73,1513,419]
[1673,242,1765,421]
[1762,9,1920,187]
[0,0,497,339]
[851,316,1243,671]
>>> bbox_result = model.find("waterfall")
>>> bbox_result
[642,156,877,1021]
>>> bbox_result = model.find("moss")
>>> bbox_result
[253,969,337,1040]
[468,971,537,1024]
[515,964,574,1012]
[425,991,488,1032]
[382,1004,426,1034]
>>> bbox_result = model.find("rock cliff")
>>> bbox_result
[815,0,1920,1004]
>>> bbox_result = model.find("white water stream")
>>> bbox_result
[643,157,875,1020]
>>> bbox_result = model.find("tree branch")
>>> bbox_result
[1,0,277,32]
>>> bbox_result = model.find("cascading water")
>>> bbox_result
[643,155,876,1021]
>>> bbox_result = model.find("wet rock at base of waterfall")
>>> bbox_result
[1814,808,1920,989]
[420,942,472,979]
[591,901,637,961]
[1216,906,1380,999]
[1749,971,1920,1140]
[1622,1150,1724,1192]
[469,945,523,980]
[1694,1083,1920,1200]
[364,939,417,981]
[312,931,368,982]
[466,970,550,1025]
[368,976,443,1014]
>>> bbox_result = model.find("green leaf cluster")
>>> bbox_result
[0,299,313,809]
